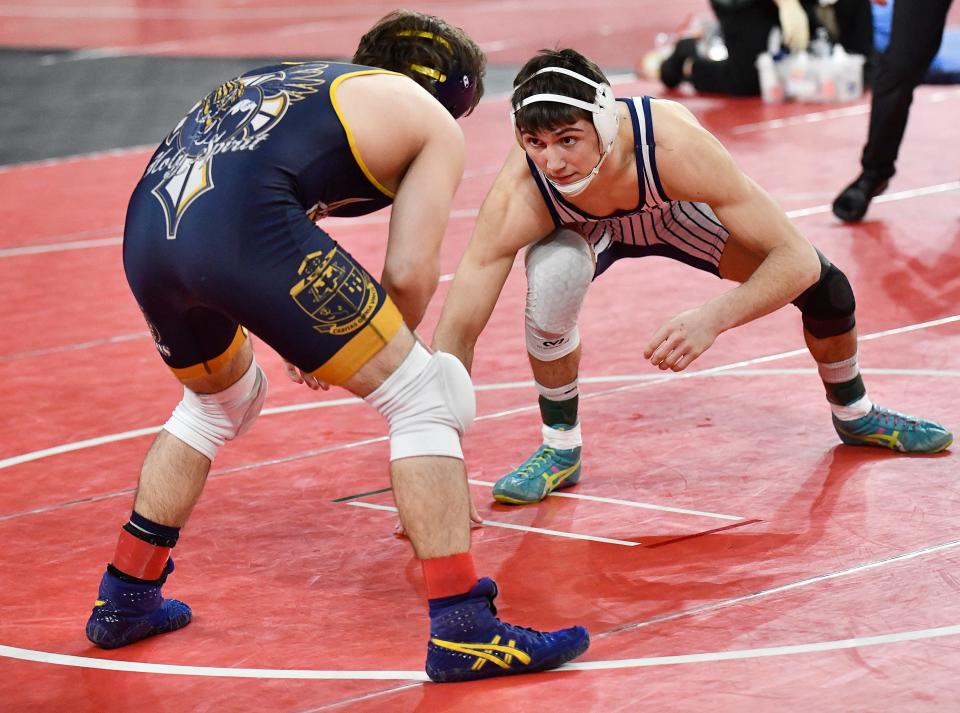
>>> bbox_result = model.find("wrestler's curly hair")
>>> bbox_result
[353,9,486,116]
[511,48,610,135]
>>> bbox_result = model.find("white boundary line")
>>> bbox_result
[784,181,960,219]
[2,622,958,681]
[5,538,959,679]
[3,178,957,258]
[0,237,123,258]
[0,145,153,174]
[0,643,427,680]
[0,1,585,22]
[467,478,742,520]
[604,537,960,634]
[4,538,960,679]
[1,312,956,472]
[346,501,641,547]
[0,363,955,473]
[565,623,960,671]
[732,88,960,134]
[0,331,150,362]
[0,335,957,682]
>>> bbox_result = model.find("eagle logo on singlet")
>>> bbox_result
[289,248,379,335]
[146,63,330,239]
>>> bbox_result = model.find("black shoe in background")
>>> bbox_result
[832,171,893,222]
[659,38,699,89]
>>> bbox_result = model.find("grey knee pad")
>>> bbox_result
[524,229,595,361]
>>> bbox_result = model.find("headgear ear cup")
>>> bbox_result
[432,67,476,119]
[592,83,618,153]
[395,30,477,118]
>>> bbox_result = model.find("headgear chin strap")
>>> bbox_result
[511,66,620,196]
[397,30,477,119]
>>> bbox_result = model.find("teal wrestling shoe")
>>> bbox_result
[493,428,581,505]
[426,577,589,683]
[833,405,953,454]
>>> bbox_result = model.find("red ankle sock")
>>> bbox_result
[420,552,478,599]
[111,528,171,581]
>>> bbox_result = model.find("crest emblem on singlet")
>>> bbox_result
[289,248,379,335]
[147,63,330,239]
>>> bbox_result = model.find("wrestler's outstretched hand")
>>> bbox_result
[644,305,720,372]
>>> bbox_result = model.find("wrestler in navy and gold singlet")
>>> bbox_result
[123,61,404,384]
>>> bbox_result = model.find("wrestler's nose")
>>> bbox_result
[544,145,566,172]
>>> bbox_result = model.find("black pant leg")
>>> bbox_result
[861,0,954,175]
[831,0,874,56]
[830,0,876,84]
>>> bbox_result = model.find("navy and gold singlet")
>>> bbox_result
[123,61,405,384]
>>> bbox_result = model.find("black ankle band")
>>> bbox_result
[825,374,866,405]
[122,522,177,549]
[539,395,578,427]
[107,563,167,586]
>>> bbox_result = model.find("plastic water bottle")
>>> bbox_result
[787,50,817,101]
[767,26,783,59]
[833,45,865,102]
[811,27,831,59]
[756,52,784,104]
[701,19,728,62]
[807,26,832,100]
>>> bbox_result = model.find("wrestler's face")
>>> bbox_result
[518,119,601,188]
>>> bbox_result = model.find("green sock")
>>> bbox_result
[824,374,866,406]
[539,395,578,427]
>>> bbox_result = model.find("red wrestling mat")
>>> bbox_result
[2,4,959,712]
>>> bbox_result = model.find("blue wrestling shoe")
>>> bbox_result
[493,429,581,505]
[833,405,953,454]
[86,559,192,649]
[426,577,589,683]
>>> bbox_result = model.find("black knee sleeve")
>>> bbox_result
[792,251,857,338]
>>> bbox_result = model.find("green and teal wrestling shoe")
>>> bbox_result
[833,405,953,454]
[426,577,589,682]
[493,430,581,505]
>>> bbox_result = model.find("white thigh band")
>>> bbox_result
[536,380,579,400]
[524,228,594,361]
[365,343,476,461]
[163,359,268,461]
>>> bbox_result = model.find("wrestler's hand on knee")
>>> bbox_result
[644,307,719,372]
[394,497,483,538]
[283,360,330,390]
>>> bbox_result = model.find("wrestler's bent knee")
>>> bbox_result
[525,229,593,361]
[792,252,856,339]
[163,359,268,460]
[365,343,475,460]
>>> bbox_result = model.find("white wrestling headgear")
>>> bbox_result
[511,66,620,196]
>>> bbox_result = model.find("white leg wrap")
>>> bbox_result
[163,359,268,461]
[524,228,594,362]
[542,422,582,449]
[365,343,476,461]
[535,380,579,401]
[817,353,860,383]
